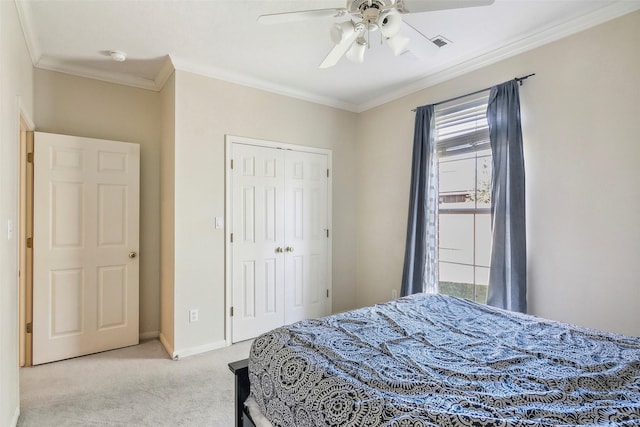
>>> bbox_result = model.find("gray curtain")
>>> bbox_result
[486,80,527,312]
[401,105,439,297]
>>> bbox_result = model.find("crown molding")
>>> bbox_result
[356,1,640,112]
[36,55,161,91]
[169,56,359,112]
[154,56,175,89]
[15,0,42,66]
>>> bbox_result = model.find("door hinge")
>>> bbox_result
[326,229,329,238]
[230,307,234,317]
[230,159,234,169]
[27,152,34,163]
[26,237,33,248]
[327,168,330,178]
[230,233,234,243]
[326,289,329,298]
[26,322,32,333]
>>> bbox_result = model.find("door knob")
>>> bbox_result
[285,246,294,253]
[275,247,283,253]
[129,251,137,259]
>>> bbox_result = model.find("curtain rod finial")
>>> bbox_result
[515,73,536,86]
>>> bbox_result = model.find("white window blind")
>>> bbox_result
[435,93,489,158]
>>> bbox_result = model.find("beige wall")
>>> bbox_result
[356,11,640,337]
[0,2,34,425]
[168,70,358,355]
[33,69,162,338]
[522,11,639,336]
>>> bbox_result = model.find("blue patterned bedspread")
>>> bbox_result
[249,294,640,426]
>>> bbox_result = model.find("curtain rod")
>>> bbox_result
[411,73,535,112]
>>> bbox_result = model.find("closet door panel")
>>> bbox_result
[231,144,285,342]
[284,150,329,324]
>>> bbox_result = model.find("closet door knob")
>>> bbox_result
[285,246,294,253]
[275,247,283,253]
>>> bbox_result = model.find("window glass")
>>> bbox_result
[436,97,491,304]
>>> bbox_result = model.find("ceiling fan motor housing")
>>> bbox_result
[331,0,407,64]
[347,0,403,36]
[349,0,390,14]
[362,7,381,30]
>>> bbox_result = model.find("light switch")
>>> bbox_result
[215,217,224,229]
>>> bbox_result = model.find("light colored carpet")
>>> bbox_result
[18,339,253,426]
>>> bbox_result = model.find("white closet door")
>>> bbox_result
[33,132,140,365]
[231,144,286,342]
[284,150,329,324]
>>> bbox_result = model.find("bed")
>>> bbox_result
[229,293,640,426]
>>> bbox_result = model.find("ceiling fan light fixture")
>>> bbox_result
[386,34,410,56]
[346,39,367,63]
[378,9,402,38]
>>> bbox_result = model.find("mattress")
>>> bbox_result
[248,293,640,426]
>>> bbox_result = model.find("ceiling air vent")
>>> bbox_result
[430,35,452,48]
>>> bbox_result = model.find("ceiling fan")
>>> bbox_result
[258,0,495,68]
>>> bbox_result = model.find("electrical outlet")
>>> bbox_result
[189,309,199,323]
[391,289,398,299]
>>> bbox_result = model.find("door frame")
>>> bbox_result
[19,110,35,367]
[224,135,333,345]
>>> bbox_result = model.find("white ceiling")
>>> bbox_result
[16,0,640,112]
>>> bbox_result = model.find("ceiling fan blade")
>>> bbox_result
[396,0,494,14]
[319,40,354,69]
[319,29,362,69]
[257,8,347,24]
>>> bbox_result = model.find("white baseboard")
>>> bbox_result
[139,330,159,341]
[10,405,20,427]
[172,340,227,360]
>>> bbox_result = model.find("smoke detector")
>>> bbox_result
[109,50,127,62]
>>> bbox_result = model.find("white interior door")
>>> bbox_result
[33,132,140,365]
[284,150,329,324]
[231,143,285,342]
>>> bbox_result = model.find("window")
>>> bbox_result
[435,94,491,304]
